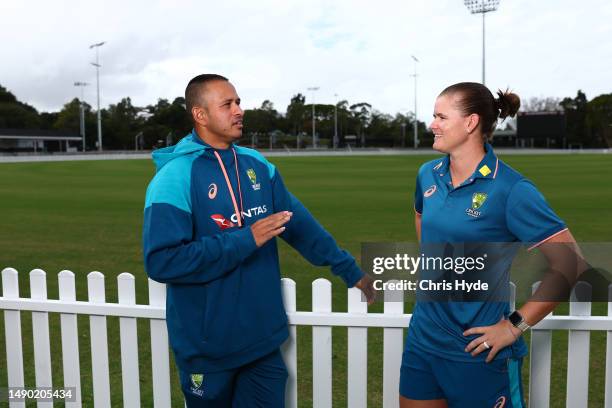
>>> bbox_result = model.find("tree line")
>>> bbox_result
[0,84,610,149]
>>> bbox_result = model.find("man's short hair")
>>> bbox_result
[185,74,228,122]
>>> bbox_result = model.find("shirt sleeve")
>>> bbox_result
[505,179,567,247]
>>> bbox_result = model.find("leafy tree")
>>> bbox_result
[39,112,59,130]
[54,98,83,132]
[7,81,605,150]
[0,103,40,128]
[0,85,40,128]
[0,85,19,104]
[144,97,190,145]
[243,100,283,146]
[586,93,612,148]
[561,90,589,147]
[52,98,98,148]
[335,100,350,143]
[350,102,372,146]
[286,93,307,136]
[367,110,394,144]
[103,97,144,149]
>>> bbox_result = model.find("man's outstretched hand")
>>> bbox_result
[355,274,376,305]
[251,211,293,247]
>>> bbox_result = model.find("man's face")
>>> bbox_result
[198,80,244,143]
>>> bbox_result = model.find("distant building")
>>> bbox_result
[0,129,82,153]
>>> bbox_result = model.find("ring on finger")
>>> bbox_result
[483,341,490,350]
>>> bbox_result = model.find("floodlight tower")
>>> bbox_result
[410,55,419,148]
[307,87,320,148]
[74,81,89,151]
[464,0,500,85]
[89,41,106,151]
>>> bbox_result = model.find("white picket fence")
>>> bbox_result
[1,268,612,408]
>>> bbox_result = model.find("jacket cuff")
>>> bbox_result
[232,227,258,260]
[342,264,365,288]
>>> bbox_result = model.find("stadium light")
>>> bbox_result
[410,55,419,149]
[464,0,500,85]
[307,86,319,148]
[89,41,106,151]
[74,81,89,151]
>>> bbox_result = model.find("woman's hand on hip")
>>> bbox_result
[463,318,522,363]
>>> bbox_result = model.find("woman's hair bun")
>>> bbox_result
[495,89,521,119]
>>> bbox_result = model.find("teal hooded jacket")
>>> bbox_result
[143,131,363,373]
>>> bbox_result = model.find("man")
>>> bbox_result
[143,74,375,407]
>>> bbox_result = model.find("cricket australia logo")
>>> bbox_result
[190,373,204,396]
[466,192,488,218]
[472,192,487,209]
[246,168,261,191]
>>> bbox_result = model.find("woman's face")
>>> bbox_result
[429,93,474,153]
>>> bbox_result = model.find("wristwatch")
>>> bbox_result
[509,311,531,332]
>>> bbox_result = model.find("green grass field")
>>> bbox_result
[0,153,611,407]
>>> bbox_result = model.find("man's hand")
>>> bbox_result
[355,274,376,305]
[250,211,293,247]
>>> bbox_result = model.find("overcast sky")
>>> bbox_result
[1,0,611,123]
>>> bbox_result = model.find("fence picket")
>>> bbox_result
[58,270,82,407]
[30,269,53,408]
[347,287,368,408]
[148,278,171,407]
[529,281,553,408]
[2,268,25,408]
[566,281,592,408]
[383,281,403,408]
[87,271,111,407]
[604,284,612,408]
[280,278,297,408]
[312,278,332,408]
[118,273,140,407]
[2,270,612,408]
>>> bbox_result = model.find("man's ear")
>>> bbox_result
[192,106,207,127]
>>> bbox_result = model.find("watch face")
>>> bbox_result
[509,311,522,325]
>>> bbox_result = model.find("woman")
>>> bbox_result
[400,82,579,408]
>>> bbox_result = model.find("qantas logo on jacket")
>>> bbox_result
[210,214,235,230]
[210,206,268,229]
[230,205,268,223]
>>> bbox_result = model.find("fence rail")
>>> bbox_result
[1,268,612,408]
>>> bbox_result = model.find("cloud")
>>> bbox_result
[0,0,610,122]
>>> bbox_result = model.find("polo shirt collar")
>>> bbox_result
[432,143,499,181]
[474,143,499,179]
[432,155,450,176]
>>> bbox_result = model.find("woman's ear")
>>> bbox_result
[466,113,480,134]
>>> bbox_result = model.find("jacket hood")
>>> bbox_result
[152,132,208,171]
